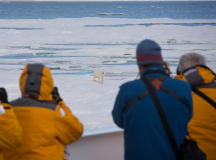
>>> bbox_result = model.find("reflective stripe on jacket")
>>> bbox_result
[175,66,216,160]
[3,64,83,160]
[0,102,22,160]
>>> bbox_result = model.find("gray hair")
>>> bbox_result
[178,53,206,73]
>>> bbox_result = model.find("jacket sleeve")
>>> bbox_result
[112,86,125,129]
[175,75,193,120]
[54,101,83,145]
[0,102,22,150]
[182,83,193,120]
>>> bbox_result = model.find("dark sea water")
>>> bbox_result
[0,1,216,19]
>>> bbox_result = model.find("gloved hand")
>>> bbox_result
[0,88,9,104]
[51,87,63,103]
[0,104,5,115]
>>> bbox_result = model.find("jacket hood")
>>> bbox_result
[175,66,215,87]
[20,64,54,100]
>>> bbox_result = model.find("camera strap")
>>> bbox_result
[141,76,181,159]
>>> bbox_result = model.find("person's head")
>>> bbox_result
[20,64,54,100]
[177,53,206,73]
[136,39,163,73]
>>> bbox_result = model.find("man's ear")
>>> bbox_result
[138,65,144,74]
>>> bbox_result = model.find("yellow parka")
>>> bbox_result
[175,66,216,160]
[3,64,83,160]
[0,102,22,160]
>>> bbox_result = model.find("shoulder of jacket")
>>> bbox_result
[10,99,20,106]
[196,81,216,89]
[1,102,11,107]
[121,79,141,89]
[167,77,190,86]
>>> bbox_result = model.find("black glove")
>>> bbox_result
[0,88,9,104]
[51,87,63,103]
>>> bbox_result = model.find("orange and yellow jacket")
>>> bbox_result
[0,102,22,160]
[175,66,216,160]
[3,64,83,160]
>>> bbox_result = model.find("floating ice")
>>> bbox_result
[96,13,109,15]
[167,39,177,44]
[109,13,123,15]
[1,17,216,131]
[116,6,126,9]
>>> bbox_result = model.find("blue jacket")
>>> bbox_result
[112,66,193,160]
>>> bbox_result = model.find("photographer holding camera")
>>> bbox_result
[0,88,22,160]
[112,39,193,160]
[3,64,83,160]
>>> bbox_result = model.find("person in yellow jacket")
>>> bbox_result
[0,88,22,160]
[3,64,83,160]
[175,53,216,160]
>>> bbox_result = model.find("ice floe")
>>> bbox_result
[0,17,216,131]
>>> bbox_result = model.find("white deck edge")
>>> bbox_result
[82,128,123,137]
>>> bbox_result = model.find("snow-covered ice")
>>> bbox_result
[0,18,216,132]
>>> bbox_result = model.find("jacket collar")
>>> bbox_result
[175,66,215,87]
[141,65,169,78]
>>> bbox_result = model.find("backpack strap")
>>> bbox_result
[123,90,149,112]
[160,86,190,109]
[123,70,168,112]
[142,77,180,160]
[180,65,216,109]
[192,87,216,109]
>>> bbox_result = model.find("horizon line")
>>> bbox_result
[0,0,215,1]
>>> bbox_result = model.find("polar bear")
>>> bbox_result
[93,70,105,84]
